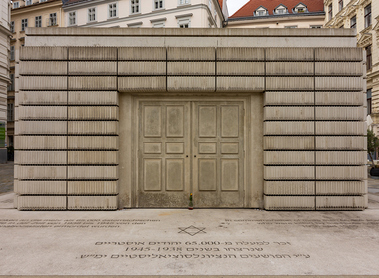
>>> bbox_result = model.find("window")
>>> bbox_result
[350,16,356,28]
[69,12,76,26]
[208,0,212,11]
[7,103,14,122]
[178,18,190,28]
[21,19,28,31]
[364,4,371,28]
[35,16,42,27]
[7,74,14,91]
[154,0,163,9]
[179,0,190,4]
[25,0,32,6]
[109,3,118,17]
[40,0,47,2]
[366,45,372,71]
[10,21,14,33]
[88,8,96,22]
[285,25,297,28]
[328,4,332,21]
[255,7,267,16]
[367,89,372,115]
[13,2,19,9]
[338,0,343,11]
[130,0,139,14]
[275,5,287,14]
[49,13,57,26]
[10,46,15,61]
[310,25,322,28]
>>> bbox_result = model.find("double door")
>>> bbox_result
[138,100,244,208]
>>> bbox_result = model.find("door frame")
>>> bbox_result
[120,93,261,208]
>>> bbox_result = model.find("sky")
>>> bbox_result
[227,0,250,16]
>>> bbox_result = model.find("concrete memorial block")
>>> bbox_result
[264,151,314,165]
[315,107,365,121]
[20,46,68,60]
[15,136,67,149]
[264,92,314,105]
[20,76,67,90]
[17,166,67,180]
[19,61,67,75]
[264,121,314,135]
[167,47,215,61]
[264,181,315,195]
[68,61,117,75]
[264,107,314,121]
[68,181,118,195]
[264,136,314,150]
[18,106,67,120]
[68,151,118,164]
[315,151,366,165]
[264,166,315,180]
[118,47,166,60]
[315,196,366,210]
[315,47,363,61]
[266,62,314,75]
[118,62,166,75]
[315,62,364,76]
[266,48,314,61]
[68,47,117,61]
[68,121,118,135]
[264,196,315,210]
[315,122,366,135]
[266,77,314,90]
[167,62,215,75]
[118,76,166,92]
[17,196,67,210]
[216,47,265,60]
[315,77,364,91]
[315,136,366,150]
[217,62,265,75]
[68,166,118,180]
[217,77,264,92]
[68,91,118,105]
[19,91,67,105]
[316,166,367,180]
[68,106,119,120]
[168,76,215,92]
[15,151,67,164]
[67,196,118,210]
[15,181,67,195]
[316,181,366,195]
[68,76,117,90]
[16,121,67,135]
[68,136,118,150]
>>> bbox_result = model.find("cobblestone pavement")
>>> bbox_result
[0,162,14,195]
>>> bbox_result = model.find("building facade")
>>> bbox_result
[8,0,63,154]
[62,0,227,28]
[227,0,325,29]
[14,28,367,211]
[324,0,378,135]
[0,0,11,163]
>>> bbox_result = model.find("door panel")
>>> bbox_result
[138,102,190,207]
[193,102,244,208]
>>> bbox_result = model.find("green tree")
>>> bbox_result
[367,129,379,167]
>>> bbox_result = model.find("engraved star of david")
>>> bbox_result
[178,225,206,236]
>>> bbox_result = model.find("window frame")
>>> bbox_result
[328,4,332,21]
[35,16,42,27]
[68,11,77,26]
[178,18,190,28]
[178,0,190,5]
[13,2,19,9]
[154,0,164,10]
[7,103,14,122]
[49,13,57,26]
[366,45,372,71]
[25,0,33,6]
[338,0,343,11]
[10,46,15,61]
[364,4,371,28]
[350,15,356,28]
[10,21,14,33]
[108,3,118,18]
[88,8,96,22]
[21,19,28,31]
[274,5,287,15]
[130,0,139,15]
[367,89,372,115]
[255,7,268,16]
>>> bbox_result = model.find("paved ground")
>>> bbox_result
[0,162,13,195]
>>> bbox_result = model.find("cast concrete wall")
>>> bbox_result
[14,28,366,210]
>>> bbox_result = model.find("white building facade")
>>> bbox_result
[62,0,227,28]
